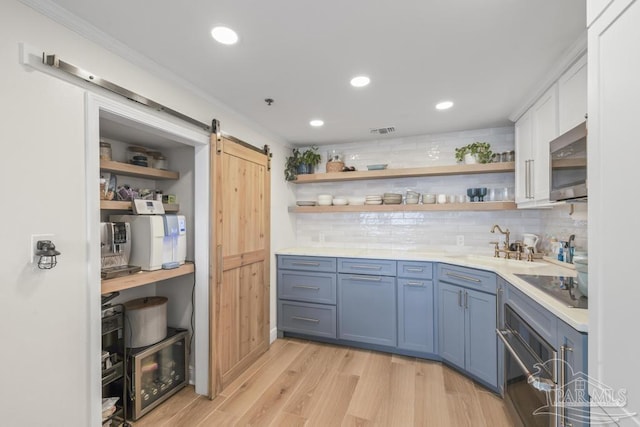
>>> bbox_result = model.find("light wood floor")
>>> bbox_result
[131,338,515,426]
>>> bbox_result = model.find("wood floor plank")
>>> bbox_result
[165,394,227,427]
[219,338,289,398]
[282,343,348,418]
[268,411,308,427]
[336,347,371,377]
[373,361,416,426]
[473,384,514,427]
[443,367,489,427]
[214,340,307,418]
[130,385,200,427]
[306,373,360,427]
[233,344,324,426]
[414,360,452,426]
[197,409,238,426]
[345,351,392,421]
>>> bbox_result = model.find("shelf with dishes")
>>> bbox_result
[289,201,517,213]
[100,200,180,212]
[101,262,195,294]
[292,162,515,184]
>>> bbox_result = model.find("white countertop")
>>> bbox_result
[276,247,588,333]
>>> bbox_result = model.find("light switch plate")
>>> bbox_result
[31,234,54,263]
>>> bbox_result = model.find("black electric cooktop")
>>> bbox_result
[514,274,588,309]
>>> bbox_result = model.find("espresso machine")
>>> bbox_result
[100,222,141,279]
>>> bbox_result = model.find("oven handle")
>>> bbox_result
[497,329,556,392]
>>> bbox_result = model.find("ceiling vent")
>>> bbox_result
[370,126,396,135]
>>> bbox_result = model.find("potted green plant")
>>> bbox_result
[455,141,493,164]
[284,146,322,181]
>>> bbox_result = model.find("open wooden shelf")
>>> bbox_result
[288,201,517,213]
[292,162,515,184]
[100,159,179,180]
[101,262,195,294]
[100,200,179,212]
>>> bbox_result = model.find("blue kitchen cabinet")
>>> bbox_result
[438,264,498,389]
[338,259,397,347]
[397,261,435,354]
[557,319,589,427]
[438,281,467,369]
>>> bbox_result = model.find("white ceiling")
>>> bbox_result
[42,0,585,146]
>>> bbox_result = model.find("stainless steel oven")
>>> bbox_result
[498,304,558,426]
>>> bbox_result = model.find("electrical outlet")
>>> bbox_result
[456,235,464,246]
[30,234,54,263]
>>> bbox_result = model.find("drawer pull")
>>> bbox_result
[292,285,321,291]
[406,281,425,287]
[406,267,424,272]
[350,264,382,270]
[446,272,481,283]
[291,261,321,266]
[349,276,382,282]
[291,316,320,323]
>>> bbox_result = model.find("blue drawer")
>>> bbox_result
[505,283,558,348]
[338,258,396,276]
[278,270,336,304]
[277,255,337,272]
[438,263,497,295]
[397,260,433,279]
[278,301,337,339]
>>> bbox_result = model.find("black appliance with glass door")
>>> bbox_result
[498,304,558,427]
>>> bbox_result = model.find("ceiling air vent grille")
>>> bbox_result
[370,126,396,135]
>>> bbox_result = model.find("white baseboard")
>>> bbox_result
[270,327,278,343]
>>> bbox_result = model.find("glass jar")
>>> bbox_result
[154,155,168,170]
[99,141,112,161]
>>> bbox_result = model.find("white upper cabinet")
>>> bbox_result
[558,54,588,134]
[587,0,614,26]
[514,52,587,208]
[515,84,559,208]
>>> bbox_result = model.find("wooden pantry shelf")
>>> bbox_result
[101,262,195,294]
[288,201,517,213]
[292,162,515,184]
[100,200,179,212]
[100,159,179,180]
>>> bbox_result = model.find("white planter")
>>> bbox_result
[464,153,478,164]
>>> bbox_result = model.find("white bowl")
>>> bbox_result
[317,200,332,206]
[332,198,347,205]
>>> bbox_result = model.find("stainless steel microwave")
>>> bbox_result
[550,121,587,202]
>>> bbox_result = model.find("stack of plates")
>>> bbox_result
[348,196,366,205]
[405,190,420,204]
[332,197,348,206]
[365,195,382,205]
[383,193,403,205]
[296,201,316,206]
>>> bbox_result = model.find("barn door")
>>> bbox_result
[209,126,271,397]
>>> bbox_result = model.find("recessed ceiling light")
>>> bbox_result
[350,76,370,88]
[211,26,239,45]
[310,119,324,127]
[436,101,454,110]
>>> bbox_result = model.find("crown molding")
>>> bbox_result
[509,30,588,123]
[18,0,286,144]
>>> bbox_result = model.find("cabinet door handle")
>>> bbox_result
[406,281,424,287]
[458,289,463,307]
[292,285,321,290]
[405,267,424,272]
[446,272,481,283]
[292,261,321,266]
[350,264,382,270]
[464,291,469,309]
[349,276,382,282]
[559,344,574,426]
[291,316,320,323]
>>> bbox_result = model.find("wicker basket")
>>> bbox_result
[326,161,345,173]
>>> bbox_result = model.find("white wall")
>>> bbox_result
[0,1,295,425]
[293,127,588,254]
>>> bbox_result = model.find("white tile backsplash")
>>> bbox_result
[294,126,587,254]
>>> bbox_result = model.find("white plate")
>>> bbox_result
[296,200,317,206]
